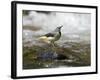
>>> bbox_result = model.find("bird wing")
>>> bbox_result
[44,33,55,37]
[38,33,55,43]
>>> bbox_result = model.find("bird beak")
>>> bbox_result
[59,25,63,29]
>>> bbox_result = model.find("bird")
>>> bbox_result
[38,25,63,47]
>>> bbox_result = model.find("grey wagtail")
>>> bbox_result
[38,25,63,44]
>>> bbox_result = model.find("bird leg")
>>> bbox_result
[48,43,52,51]
[51,42,57,54]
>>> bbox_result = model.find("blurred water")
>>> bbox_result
[23,11,91,47]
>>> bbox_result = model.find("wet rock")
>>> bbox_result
[37,51,68,60]
[38,51,58,60]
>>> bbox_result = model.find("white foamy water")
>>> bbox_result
[23,11,91,46]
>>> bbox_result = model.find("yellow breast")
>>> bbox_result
[38,36,55,43]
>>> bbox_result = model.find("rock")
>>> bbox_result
[38,51,58,60]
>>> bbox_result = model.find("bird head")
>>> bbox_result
[57,25,63,29]
[55,25,63,32]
